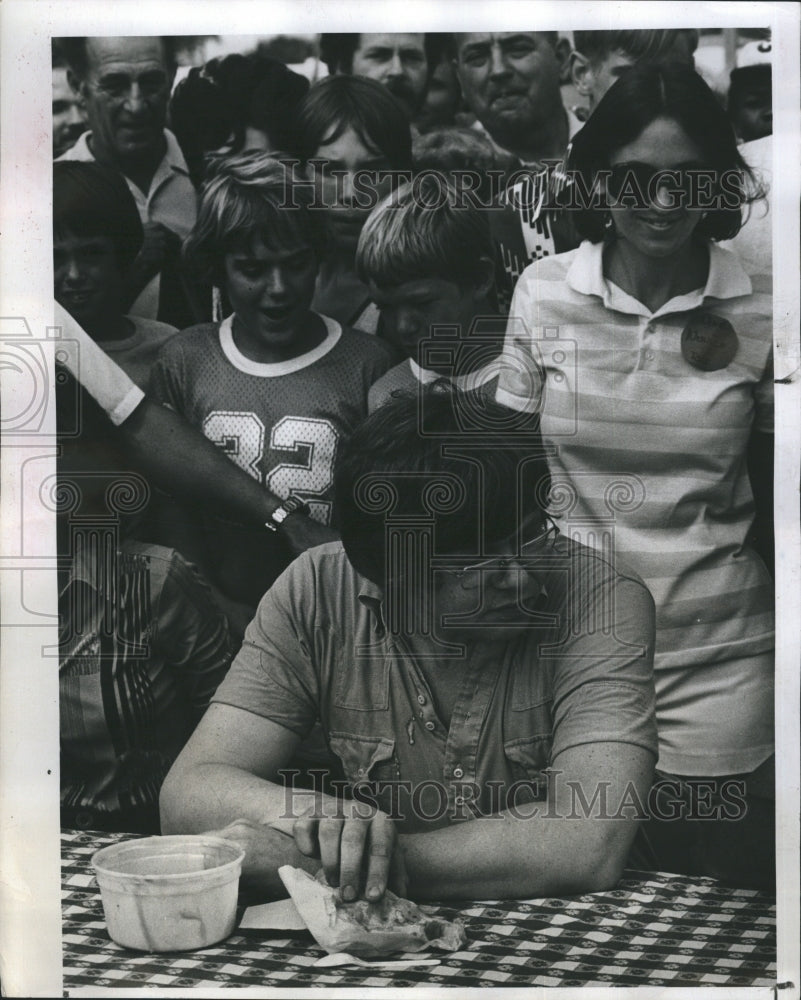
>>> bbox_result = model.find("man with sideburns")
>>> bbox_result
[161,389,658,903]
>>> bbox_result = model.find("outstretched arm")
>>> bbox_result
[54,302,337,551]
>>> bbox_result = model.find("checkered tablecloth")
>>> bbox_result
[62,829,776,990]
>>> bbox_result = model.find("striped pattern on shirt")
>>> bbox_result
[60,540,233,816]
[496,240,774,673]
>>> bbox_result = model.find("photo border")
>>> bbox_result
[1,1,798,997]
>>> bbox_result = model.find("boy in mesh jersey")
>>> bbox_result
[150,153,395,635]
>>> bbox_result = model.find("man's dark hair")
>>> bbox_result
[446,30,559,62]
[567,62,761,243]
[334,387,550,586]
[728,64,772,110]
[318,33,362,75]
[51,39,69,69]
[53,161,144,269]
[57,35,178,80]
[572,29,698,66]
[319,32,442,76]
[295,75,413,169]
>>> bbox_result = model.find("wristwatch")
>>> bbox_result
[265,495,310,532]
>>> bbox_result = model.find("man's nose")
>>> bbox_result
[488,44,510,77]
[386,51,404,77]
[395,309,420,338]
[491,558,526,591]
[67,102,83,124]
[123,82,147,114]
[62,254,83,282]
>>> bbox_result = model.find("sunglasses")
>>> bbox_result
[606,161,716,210]
[444,515,560,592]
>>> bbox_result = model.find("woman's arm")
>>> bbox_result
[747,428,774,576]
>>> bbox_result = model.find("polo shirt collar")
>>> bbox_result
[59,128,189,178]
[161,127,191,176]
[567,240,753,318]
[355,559,550,639]
[61,130,93,161]
[357,576,387,636]
[410,358,497,391]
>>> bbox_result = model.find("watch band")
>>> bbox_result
[265,495,310,532]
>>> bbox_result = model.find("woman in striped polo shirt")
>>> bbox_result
[497,63,774,886]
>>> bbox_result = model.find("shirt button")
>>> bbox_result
[645,350,655,360]
[424,721,436,731]
[453,767,464,779]
[357,767,366,777]
[417,695,426,705]
[454,795,465,806]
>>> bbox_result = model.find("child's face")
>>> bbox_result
[224,234,318,348]
[369,276,476,362]
[314,126,395,253]
[54,230,123,335]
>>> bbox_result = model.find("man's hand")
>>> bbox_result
[138,221,183,276]
[203,818,317,898]
[281,515,339,557]
[123,221,183,306]
[291,803,407,902]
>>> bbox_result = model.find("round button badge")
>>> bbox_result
[681,312,739,371]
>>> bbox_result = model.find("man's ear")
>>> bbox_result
[554,36,572,83]
[570,51,593,98]
[471,256,497,301]
[66,68,86,99]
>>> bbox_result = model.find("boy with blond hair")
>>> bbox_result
[357,175,512,412]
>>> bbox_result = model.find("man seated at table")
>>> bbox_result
[161,389,657,902]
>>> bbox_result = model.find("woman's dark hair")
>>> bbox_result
[295,75,413,170]
[566,62,762,243]
[53,161,144,269]
[169,53,310,186]
[334,387,550,586]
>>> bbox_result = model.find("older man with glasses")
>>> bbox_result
[161,388,658,904]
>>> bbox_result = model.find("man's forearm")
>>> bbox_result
[161,762,343,832]
[124,400,338,552]
[399,745,654,901]
[400,808,634,901]
[122,400,280,525]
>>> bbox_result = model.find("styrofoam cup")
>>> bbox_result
[92,835,245,952]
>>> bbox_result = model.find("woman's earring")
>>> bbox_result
[604,214,614,233]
